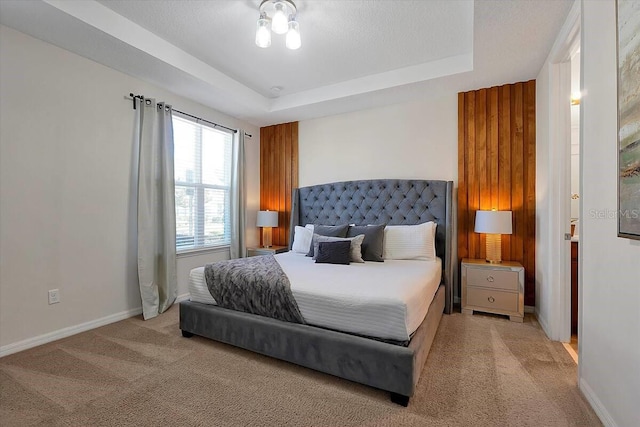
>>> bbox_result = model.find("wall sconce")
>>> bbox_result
[474,210,513,263]
[257,210,278,248]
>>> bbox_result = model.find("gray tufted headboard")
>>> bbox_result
[289,179,454,314]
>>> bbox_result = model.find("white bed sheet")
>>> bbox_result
[188,252,442,342]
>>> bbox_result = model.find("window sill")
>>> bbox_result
[177,246,230,258]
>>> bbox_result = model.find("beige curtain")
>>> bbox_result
[230,130,246,259]
[134,97,177,319]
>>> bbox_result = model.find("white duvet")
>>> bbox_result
[188,251,442,342]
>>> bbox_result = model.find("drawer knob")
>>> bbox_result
[487,276,495,282]
[488,296,495,303]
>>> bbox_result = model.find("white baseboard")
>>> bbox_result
[0,306,142,358]
[0,293,191,358]
[579,378,617,427]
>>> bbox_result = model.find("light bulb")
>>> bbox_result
[271,2,289,34]
[255,16,271,48]
[286,20,301,50]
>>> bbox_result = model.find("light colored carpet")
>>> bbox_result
[0,306,601,426]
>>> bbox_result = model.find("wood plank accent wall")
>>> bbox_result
[260,122,299,247]
[458,80,536,306]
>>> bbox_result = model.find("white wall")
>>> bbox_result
[298,94,459,299]
[535,55,553,336]
[579,2,640,426]
[298,95,458,187]
[0,25,260,353]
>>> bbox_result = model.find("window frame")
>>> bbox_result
[172,113,233,254]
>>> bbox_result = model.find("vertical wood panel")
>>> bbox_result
[277,123,286,244]
[476,89,489,210]
[458,92,468,261]
[458,80,536,307]
[511,83,524,265]
[260,121,299,247]
[499,85,512,258]
[524,81,537,305]
[466,92,479,259]
[476,89,489,261]
[259,126,268,247]
[290,122,299,246]
[283,124,292,246]
[521,85,530,304]
[489,87,499,210]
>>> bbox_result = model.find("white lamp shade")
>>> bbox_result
[257,210,278,227]
[474,210,513,234]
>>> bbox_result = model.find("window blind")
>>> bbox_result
[173,113,233,252]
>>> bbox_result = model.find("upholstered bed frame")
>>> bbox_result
[180,179,454,406]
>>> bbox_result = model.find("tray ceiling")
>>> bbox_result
[0,0,573,126]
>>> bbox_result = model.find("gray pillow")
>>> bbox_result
[306,224,349,257]
[315,241,351,265]
[312,234,365,263]
[347,224,385,262]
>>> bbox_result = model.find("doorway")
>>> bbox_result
[539,1,581,353]
[567,48,581,362]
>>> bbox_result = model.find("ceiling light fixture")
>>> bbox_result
[255,0,301,50]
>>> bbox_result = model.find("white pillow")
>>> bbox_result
[383,222,437,260]
[291,226,313,254]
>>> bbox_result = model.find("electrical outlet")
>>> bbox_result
[48,289,60,305]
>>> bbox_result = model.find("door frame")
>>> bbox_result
[543,3,581,343]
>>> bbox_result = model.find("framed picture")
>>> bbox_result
[617,0,640,240]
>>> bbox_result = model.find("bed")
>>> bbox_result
[188,254,442,344]
[180,179,454,405]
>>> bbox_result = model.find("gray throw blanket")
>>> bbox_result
[204,255,305,324]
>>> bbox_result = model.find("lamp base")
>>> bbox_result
[262,227,273,248]
[485,233,503,264]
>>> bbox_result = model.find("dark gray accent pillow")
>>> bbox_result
[347,224,386,262]
[306,224,349,257]
[312,234,365,262]
[315,241,351,265]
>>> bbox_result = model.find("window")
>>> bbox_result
[173,114,233,252]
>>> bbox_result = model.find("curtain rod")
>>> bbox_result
[127,93,252,138]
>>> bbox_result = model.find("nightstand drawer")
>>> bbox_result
[466,267,518,291]
[466,287,518,312]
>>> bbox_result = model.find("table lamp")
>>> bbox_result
[474,210,513,263]
[257,210,278,248]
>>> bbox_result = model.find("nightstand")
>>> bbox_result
[461,259,524,322]
[246,246,288,257]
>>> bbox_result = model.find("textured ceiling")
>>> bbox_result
[0,0,573,126]
[95,0,473,98]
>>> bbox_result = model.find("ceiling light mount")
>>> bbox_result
[255,0,301,50]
